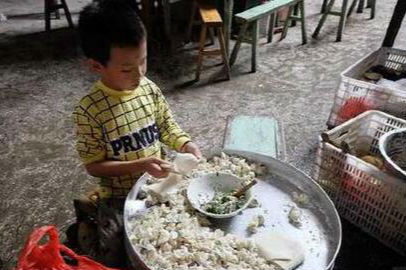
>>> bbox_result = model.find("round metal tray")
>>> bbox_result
[124,150,342,270]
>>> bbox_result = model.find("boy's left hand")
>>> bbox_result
[181,142,202,160]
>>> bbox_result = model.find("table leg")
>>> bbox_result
[141,0,150,33]
[370,0,375,19]
[337,0,348,41]
[321,0,328,13]
[224,0,234,56]
[162,0,171,40]
[162,0,174,53]
[357,0,365,13]
[382,0,406,47]
[45,0,51,32]
[251,20,258,73]
[312,0,335,38]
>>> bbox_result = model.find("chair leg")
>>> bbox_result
[356,0,365,13]
[230,22,248,66]
[275,13,280,27]
[187,0,197,43]
[251,20,259,73]
[291,3,299,27]
[208,28,215,46]
[267,13,276,43]
[217,27,231,80]
[61,0,74,28]
[337,0,349,42]
[45,0,51,32]
[321,0,328,13]
[299,0,307,44]
[370,0,375,19]
[313,0,335,39]
[196,25,207,81]
[55,9,61,19]
[141,0,151,34]
[162,0,171,41]
[347,0,358,18]
[54,0,61,20]
[280,5,293,41]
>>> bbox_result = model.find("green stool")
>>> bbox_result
[313,0,376,42]
[230,0,307,73]
[320,0,374,14]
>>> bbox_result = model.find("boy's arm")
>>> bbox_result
[154,87,192,152]
[73,105,171,178]
[85,157,171,178]
[73,105,106,166]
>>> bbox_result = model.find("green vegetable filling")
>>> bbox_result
[204,192,247,214]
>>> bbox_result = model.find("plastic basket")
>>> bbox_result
[314,110,406,255]
[327,47,406,128]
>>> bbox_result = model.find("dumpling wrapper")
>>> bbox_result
[253,231,305,270]
[174,153,199,175]
[146,153,199,201]
[146,173,182,202]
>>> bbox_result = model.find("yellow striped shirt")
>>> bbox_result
[73,77,190,198]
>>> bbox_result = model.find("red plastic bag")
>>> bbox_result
[337,97,374,124]
[16,226,119,270]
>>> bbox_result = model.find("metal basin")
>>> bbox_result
[124,150,342,270]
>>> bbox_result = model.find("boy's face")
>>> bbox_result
[90,40,147,90]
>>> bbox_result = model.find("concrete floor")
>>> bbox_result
[0,0,405,269]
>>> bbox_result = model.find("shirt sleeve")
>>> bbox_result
[72,104,106,165]
[154,86,191,151]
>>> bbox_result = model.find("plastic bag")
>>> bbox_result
[16,226,119,270]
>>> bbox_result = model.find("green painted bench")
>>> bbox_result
[230,0,307,72]
[313,0,376,42]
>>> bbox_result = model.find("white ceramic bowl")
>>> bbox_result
[187,172,254,219]
[379,128,406,179]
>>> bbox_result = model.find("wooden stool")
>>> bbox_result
[188,0,230,81]
[44,0,74,32]
[314,0,376,42]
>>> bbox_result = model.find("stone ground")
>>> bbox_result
[0,0,405,269]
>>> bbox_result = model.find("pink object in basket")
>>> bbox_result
[379,128,406,180]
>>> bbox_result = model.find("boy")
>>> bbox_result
[74,0,201,198]
[70,0,201,265]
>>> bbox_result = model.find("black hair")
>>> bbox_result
[78,0,146,66]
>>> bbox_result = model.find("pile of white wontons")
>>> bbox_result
[128,153,278,270]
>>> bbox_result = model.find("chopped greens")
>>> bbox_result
[204,192,247,214]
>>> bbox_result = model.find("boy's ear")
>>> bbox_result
[86,58,104,74]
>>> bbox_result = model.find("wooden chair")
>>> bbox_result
[230,0,307,73]
[44,0,74,32]
[188,0,230,81]
[314,0,376,42]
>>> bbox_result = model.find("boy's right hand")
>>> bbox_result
[137,157,171,178]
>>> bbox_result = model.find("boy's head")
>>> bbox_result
[79,0,147,90]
